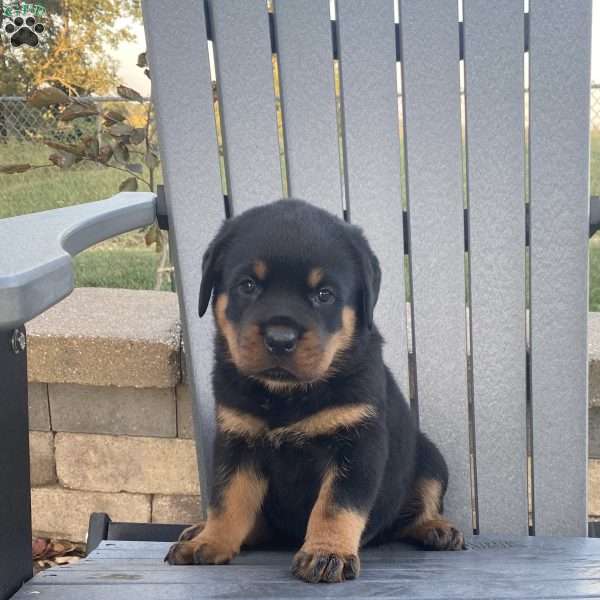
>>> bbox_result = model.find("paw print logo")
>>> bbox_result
[4,14,45,47]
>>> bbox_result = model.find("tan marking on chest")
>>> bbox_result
[269,403,376,444]
[217,405,268,440]
[216,403,376,445]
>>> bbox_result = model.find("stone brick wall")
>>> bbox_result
[27,288,202,542]
[25,288,600,542]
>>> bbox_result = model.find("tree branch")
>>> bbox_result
[82,159,151,189]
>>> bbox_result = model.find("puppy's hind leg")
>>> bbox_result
[396,478,466,550]
[395,433,466,551]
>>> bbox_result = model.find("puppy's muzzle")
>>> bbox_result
[263,324,298,355]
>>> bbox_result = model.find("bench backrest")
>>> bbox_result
[143,0,592,536]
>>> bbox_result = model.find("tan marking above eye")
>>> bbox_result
[307,267,324,288]
[216,403,376,445]
[253,260,268,280]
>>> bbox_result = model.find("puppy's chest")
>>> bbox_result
[216,399,376,448]
[258,441,332,538]
[257,433,335,473]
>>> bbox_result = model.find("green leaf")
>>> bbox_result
[117,85,144,103]
[126,163,143,174]
[119,177,138,192]
[144,151,160,170]
[59,102,99,121]
[129,128,146,145]
[108,122,134,137]
[27,87,71,108]
[137,52,147,68]
[0,163,31,174]
[49,152,78,169]
[112,142,130,163]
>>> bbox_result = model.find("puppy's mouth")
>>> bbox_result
[259,367,298,381]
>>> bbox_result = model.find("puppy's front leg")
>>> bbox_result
[292,420,385,586]
[292,467,366,583]
[165,461,267,565]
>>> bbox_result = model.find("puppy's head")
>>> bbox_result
[199,199,380,391]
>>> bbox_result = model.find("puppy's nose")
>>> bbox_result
[264,325,298,355]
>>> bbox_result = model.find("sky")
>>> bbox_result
[115,1,600,97]
[115,21,150,97]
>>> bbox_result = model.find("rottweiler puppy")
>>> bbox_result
[166,199,465,583]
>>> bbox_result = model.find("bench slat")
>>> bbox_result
[143,0,225,501]
[335,0,409,398]
[463,1,528,534]
[274,0,342,213]
[209,0,282,213]
[528,0,591,535]
[399,0,472,531]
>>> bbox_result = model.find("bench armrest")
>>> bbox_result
[0,192,156,329]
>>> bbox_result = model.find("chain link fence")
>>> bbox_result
[1,86,600,146]
[0,96,150,144]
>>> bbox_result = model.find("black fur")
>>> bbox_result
[188,199,457,570]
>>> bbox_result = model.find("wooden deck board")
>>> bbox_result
[13,537,600,599]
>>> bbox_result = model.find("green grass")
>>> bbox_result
[74,248,168,290]
[0,139,167,291]
[0,141,130,218]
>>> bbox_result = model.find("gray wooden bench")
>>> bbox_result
[1,1,598,598]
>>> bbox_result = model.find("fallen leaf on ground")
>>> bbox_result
[32,538,86,574]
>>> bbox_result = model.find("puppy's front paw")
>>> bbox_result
[421,520,466,551]
[165,540,196,565]
[164,535,237,565]
[292,548,360,583]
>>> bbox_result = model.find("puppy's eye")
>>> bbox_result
[238,277,257,295]
[316,287,335,304]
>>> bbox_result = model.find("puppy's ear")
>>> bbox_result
[348,228,381,330]
[198,221,233,318]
